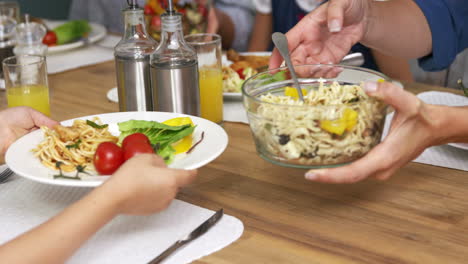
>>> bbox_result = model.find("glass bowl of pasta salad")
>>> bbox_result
[242,64,390,169]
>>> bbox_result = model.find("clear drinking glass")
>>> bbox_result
[0,1,19,84]
[185,33,223,123]
[3,55,50,116]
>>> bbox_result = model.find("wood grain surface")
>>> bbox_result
[1,61,467,263]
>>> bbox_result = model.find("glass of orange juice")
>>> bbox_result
[185,33,223,124]
[3,55,50,116]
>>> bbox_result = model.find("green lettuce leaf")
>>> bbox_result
[117,119,195,164]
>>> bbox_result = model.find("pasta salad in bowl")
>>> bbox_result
[242,64,390,168]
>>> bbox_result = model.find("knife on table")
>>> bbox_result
[147,209,224,264]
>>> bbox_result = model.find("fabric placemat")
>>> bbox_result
[47,35,120,74]
[0,167,243,264]
[383,91,468,171]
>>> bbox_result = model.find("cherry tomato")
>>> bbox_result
[94,142,124,175]
[42,31,57,46]
[123,141,154,161]
[122,133,151,151]
[144,4,155,15]
[150,15,161,30]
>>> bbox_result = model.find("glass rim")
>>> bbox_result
[184,33,221,46]
[241,63,392,108]
[2,55,45,67]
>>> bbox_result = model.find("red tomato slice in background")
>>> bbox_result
[144,4,155,15]
[236,68,245,79]
[42,31,57,46]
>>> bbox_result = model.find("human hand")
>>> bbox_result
[304,81,439,183]
[103,154,197,215]
[269,0,370,69]
[0,106,58,158]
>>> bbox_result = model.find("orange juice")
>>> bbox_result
[7,84,50,116]
[199,68,223,123]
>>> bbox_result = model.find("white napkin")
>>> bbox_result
[47,35,120,74]
[0,172,244,264]
[223,100,249,123]
[383,91,468,171]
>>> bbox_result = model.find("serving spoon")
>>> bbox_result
[271,32,305,102]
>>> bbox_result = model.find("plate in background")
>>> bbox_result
[46,20,107,54]
[223,52,271,100]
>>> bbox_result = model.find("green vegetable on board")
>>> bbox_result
[53,20,91,45]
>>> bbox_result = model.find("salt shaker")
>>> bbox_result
[13,15,47,56]
[114,0,157,112]
[150,0,200,116]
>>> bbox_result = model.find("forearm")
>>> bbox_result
[248,13,272,51]
[430,105,468,145]
[371,49,414,82]
[0,183,120,263]
[214,8,235,50]
[363,0,432,59]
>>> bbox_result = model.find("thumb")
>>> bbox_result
[28,108,59,128]
[363,81,419,114]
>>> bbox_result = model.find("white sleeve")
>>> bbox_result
[252,0,272,14]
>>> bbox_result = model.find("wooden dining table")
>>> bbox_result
[1,60,468,263]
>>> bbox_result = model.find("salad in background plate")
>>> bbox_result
[43,20,107,54]
[223,50,272,99]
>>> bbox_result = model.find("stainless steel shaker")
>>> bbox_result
[114,0,157,112]
[150,0,200,116]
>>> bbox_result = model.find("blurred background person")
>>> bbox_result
[69,0,144,34]
[206,0,255,51]
[69,0,255,51]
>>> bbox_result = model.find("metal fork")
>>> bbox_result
[0,168,14,184]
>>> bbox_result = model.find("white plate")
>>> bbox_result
[448,143,468,151]
[223,52,272,100]
[223,92,243,100]
[46,20,107,54]
[107,87,118,103]
[5,112,228,187]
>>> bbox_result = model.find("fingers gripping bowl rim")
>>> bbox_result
[241,64,391,169]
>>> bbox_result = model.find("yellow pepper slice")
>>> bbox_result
[284,86,307,100]
[343,108,358,132]
[162,117,194,154]
[320,108,359,136]
[320,119,347,136]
